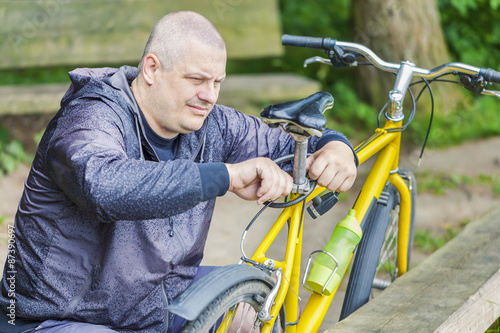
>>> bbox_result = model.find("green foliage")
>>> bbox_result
[439,0,500,70]
[486,317,500,333]
[0,66,74,86]
[416,171,500,196]
[417,171,471,195]
[325,81,378,140]
[0,0,498,154]
[414,226,460,253]
[280,1,385,140]
[0,126,31,179]
[408,94,500,147]
[479,174,500,196]
[280,0,353,77]
[278,0,500,147]
[34,130,44,146]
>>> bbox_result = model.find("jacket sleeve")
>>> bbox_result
[45,100,206,222]
[212,105,356,165]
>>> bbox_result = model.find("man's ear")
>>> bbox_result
[141,54,163,85]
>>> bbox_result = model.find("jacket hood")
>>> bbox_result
[61,66,139,112]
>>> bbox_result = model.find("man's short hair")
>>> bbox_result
[138,11,226,72]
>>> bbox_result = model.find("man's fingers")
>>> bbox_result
[227,140,358,203]
[306,154,326,181]
[336,173,356,192]
[305,142,358,192]
[227,157,293,204]
[314,164,357,192]
[257,164,292,204]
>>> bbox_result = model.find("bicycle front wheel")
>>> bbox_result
[340,169,416,320]
[181,279,283,333]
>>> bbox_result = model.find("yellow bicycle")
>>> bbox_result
[168,35,500,333]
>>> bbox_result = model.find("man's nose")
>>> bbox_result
[198,83,219,105]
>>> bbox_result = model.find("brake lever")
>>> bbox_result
[459,73,486,95]
[303,55,359,68]
[459,73,500,98]
[304,56,332,68]
[481,89,500,98]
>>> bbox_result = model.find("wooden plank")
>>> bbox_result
[0,0,283,69]
[217,73,322,112]
[0,83,68,115]
[0,74,321,115]
[436,272,500,332]
[326,206,500,333]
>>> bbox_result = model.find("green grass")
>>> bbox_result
[0,62,136,87]
[0,127,33,180]
[413,224,466,254]
[486,318,500,333]
[409,97,500,148]
[416,171,500,196]
[0,66,75,86]
[414,228,456,253]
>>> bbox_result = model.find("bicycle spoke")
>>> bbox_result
[217,302,261,333]
[237,304,252,332]
[374,206,400,290]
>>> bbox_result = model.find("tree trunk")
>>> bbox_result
[352,0,464,114]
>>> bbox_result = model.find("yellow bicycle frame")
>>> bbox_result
[218,118,413,333]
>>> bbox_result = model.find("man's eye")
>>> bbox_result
[189,77,203,83]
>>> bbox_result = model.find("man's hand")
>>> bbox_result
[306,141,357,192]
[225,158,293,205]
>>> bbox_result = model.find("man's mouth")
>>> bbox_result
[187,104,211,115]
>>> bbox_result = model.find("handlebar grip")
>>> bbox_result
[282,34,332,50]
[480,68,500,84]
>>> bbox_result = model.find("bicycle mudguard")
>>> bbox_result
[167,264,275,321]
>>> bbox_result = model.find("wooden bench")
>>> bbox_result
[326,206,500,332]
[0,0,320,116]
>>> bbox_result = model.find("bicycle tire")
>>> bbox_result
[180,279,284,333]
[340,169,416,320]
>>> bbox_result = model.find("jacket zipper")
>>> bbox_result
[90,264,101,290]
[132,114,145,159]
[168,217,187,263]
[133,99,206,333]
[168,217,174,237]
[133,113,160,161]
[161,280,169,333]
[190,117,209,163]
[62,264,100,317]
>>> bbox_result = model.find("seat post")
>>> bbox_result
[292,133,310,194]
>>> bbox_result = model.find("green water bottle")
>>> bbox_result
[305,209,362,295]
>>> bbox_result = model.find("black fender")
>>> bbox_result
[167,264,275,321]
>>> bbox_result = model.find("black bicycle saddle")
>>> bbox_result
[260,92,333,137]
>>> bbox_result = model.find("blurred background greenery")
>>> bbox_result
[278,0,500,146]
[0,0,499,178]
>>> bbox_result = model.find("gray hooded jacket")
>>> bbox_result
[0,66,352,332]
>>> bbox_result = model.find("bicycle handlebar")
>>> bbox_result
[480,68,500,84]
[282,34,500,84]
[281,34,331,50]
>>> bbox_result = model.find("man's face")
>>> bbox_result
[146,40,226,139]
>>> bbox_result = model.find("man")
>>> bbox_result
[0,11,356,333]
